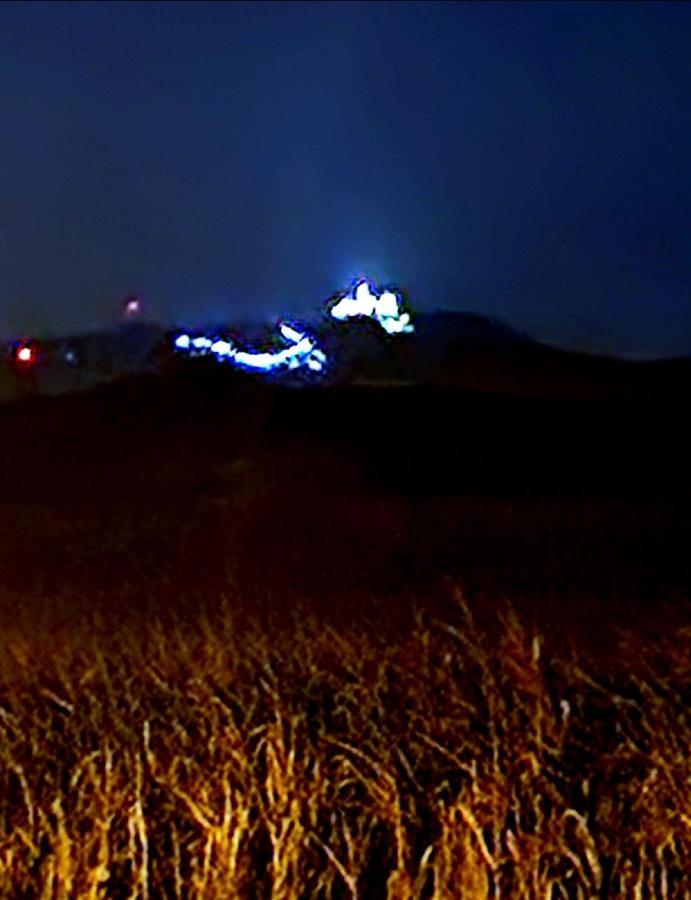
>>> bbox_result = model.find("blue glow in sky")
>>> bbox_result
[0,2,690,356]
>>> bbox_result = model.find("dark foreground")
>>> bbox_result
[0,373,690,896]
[1,372,689,646]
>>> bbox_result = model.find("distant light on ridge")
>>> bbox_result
[329,280,414,334]
[169,278,414,378]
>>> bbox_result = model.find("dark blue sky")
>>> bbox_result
[1,1,690,356]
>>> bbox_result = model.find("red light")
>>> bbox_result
[17,346,33,363]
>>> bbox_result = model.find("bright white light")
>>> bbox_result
[329,280,414,335]
[233,351,277,370]
[211,327,326,375]
[331,280,377,321]
[17,346,33,363]
[380,311,414,335]
[211,339,234,357]
[279,323,304,344]
[380,318,400,335]
[377,291,399,319]
[354,281,377,315]
[331,294,363,320]
[168,276,416,379]
[330,302,348,321]
[169,276,413,379]
[290,337,313,356]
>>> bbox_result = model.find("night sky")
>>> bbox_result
[1,1,690,357]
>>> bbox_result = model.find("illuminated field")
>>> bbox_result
[1,593,690,897]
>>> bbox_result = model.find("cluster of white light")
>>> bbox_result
[171,280,413,377]
[329,281,414,335]
[174,322,326,374]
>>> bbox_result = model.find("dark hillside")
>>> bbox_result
[1,371,689,658]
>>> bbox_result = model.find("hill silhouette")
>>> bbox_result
[2,309,690,402]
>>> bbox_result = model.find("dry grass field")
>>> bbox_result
[1,373,690,897]
[1,592,691,897]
